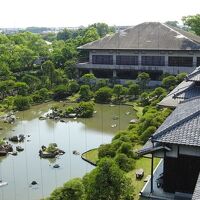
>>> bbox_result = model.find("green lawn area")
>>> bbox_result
[82,147,160,200]
[127,157,160,199]
[82,149,99,164]
[132,102,144,119]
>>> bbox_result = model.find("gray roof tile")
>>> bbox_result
[78,22,200,50]
[187,67,200,82]
[153,98,200,146]
[158,67,200,107]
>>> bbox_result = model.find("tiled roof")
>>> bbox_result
[192,173,200,200]
[138,140,171,155]
[173,85,200,99]
[158,81,194,107]
[158,67,200,107]
[78,22,200,50]
[186,67,200,82]
[153,98,200,146]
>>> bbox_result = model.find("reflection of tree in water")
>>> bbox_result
[77,104,135,134]
[0,156,6,163]
[47,158,57,164]
[2,102,136,138]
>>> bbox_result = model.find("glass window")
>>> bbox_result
[197,57,200,67]
[141,56,165,66]
[116,55,138,65]
[168,56,193,67]
[92,55,113,65]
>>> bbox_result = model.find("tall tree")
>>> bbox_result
[182,14,200,36]
[165,21,179,28]
[83,158,134,200]
[42,60,56,87]
[137,72,150,90]
[48,178,85,200]
[89,23,110,37]
[82,27,100,44]
[57,29,73,41]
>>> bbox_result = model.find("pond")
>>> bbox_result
[0,102,136,200]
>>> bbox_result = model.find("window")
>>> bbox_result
[92,55,113,65]
[197,57,200,67]
[168,56,193,67]
[141,56,165,66]
[116,55,138,65]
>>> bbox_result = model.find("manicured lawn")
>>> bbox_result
[82,149,99,164]
[127,156,160,199]
[132,102,144,119]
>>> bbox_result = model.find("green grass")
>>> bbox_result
[127,157,160,199]
[82,149,99,164]
[133,102,144,119]
[83,146,160,200]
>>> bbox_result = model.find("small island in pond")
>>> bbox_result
[45,102,94,120]
[39,143,65,159]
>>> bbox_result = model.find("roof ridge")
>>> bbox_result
[161,23,199,44]
[165,81,194,98]
[152,106,200,141]
[173,83,195,98]
[172,26,200,44]
[182,95,200,103]
[186,67,200,80]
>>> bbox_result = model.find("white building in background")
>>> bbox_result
[77,22,200,80]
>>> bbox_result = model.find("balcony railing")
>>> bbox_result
[77,62,196,74]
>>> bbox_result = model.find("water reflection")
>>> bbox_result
[0,102,135,200]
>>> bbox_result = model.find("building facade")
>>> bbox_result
[77,22,200,80]
[139,98,200,199]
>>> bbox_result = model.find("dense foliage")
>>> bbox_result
[0,20,193,200]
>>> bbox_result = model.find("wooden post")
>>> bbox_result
[151,141,154,194]
[151,153,154,193]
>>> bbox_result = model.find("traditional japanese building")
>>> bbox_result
[139,97,200,199]
[77,22,200,80]
[159,66,200,107]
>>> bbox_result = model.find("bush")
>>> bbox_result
[115,153,135,172]
[83,158,134,200]
[79,85,93,101]
[117,142,133,158]
[80,73,97,89]
[140,92,150,106]
[39,88,49,100]
[53,85,68,100]
[162,75,177,90]
[98,144,116,159]
[128,83,140,98]
[76,102,94,118]
[46,143,58,153]
[94,87,112,103]
[13,96,31,111]
[68,80,80,95]
[140,126,157,143]
[48,178,85,200]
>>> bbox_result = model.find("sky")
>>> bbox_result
[0,0,200,28]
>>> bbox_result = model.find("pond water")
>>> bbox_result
[0,102,136,200]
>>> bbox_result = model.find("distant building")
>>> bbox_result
[139,97,200,200]
[159,67,200,107]
[77,22,200,80]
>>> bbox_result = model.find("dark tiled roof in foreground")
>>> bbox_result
[186,67,200,82]
[192,173,200,200]
[78,22,200,50]
[158,67,200,108]
[158,81,194,107]
[153,98,200,146]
